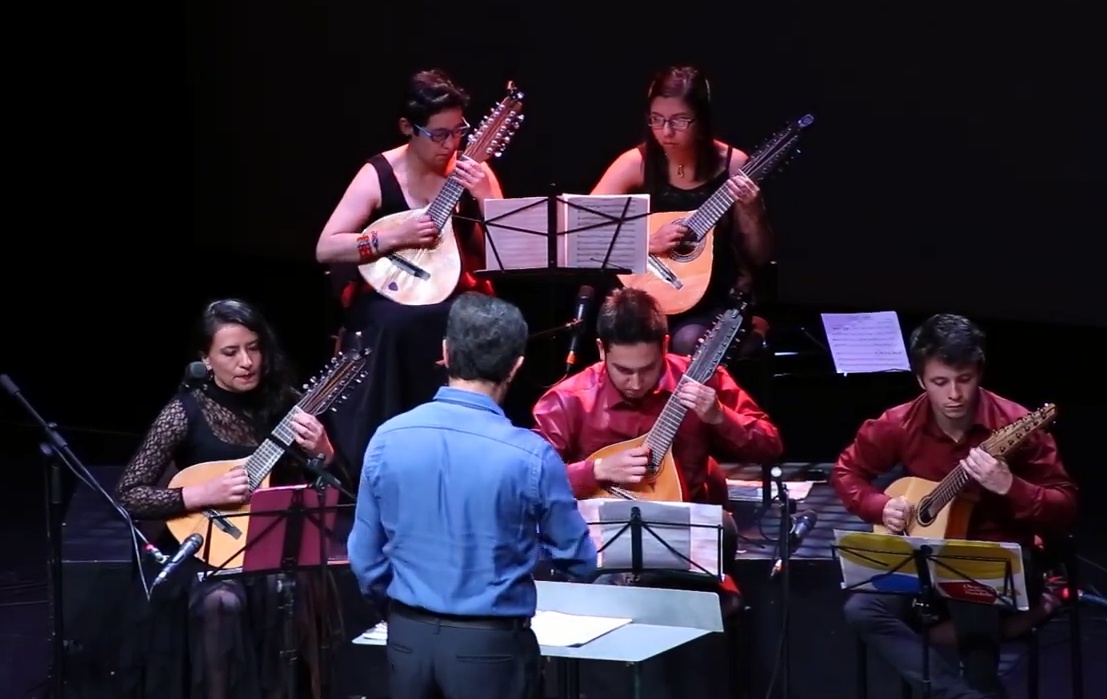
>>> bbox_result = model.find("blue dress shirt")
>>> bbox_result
[348,386,597,617]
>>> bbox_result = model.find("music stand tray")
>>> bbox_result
[832,529,1028,699]
[352,581,723,699]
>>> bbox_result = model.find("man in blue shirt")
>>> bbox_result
[348,292,598,699]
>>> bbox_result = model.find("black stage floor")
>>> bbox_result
[2,461,1102,699]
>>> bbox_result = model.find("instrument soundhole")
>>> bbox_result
[915,500,934,527]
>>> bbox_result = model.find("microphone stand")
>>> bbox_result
[0,375,167,699]
[302,453,355,699]
[526,317,582,341]
[772,467,794,699]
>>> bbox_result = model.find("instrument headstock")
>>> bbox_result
[299,337,371,415]
[743,113,815,182]
[986,403,1058,456]
[463,81,525,163]
[687,294,751,382]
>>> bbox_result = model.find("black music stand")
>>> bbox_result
[467,183,649,284]
[833,531,1027,699]
[585,500,725,587]
[196,481,352,699]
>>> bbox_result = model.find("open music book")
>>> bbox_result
[480,194,650,273]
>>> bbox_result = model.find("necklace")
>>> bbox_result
[676,164,685,178]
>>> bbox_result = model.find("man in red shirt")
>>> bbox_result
[831,313,1077,699]
[532,287,784,568]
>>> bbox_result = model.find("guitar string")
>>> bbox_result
[379,106,515,284]
[920,411,1050,516]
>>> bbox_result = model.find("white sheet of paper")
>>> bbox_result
[726,479,816,502]
[354,612,631,648]
[531,610,633,647]
[819,311,911,374]
[481,197,550,270]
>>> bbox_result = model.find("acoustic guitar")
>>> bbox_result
[617,114,814,315]
[357,82,525,306]
[873,402,1058,538]
[166,346,371,569]
[581,295,751,502]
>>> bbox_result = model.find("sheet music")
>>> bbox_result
[833,530,1030,611]
[531,610,632,647]
[481,197,550,270]
[559,194,649,273]
[355,612,632,648]
[577,499,723,578]
[819,311,911,374]
[726,479,816,502]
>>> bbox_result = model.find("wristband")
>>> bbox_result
[356,232,374,263]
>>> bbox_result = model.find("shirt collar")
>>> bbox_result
[432,386,505,416]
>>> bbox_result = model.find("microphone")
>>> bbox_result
[302,454,352,497]
[564,285,596,373]
[183,361,208,385]
[770,510,818,579]
[151,534,204,589]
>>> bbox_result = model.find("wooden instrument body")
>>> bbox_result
[166,457,272,570]
[357,209,462,306]
[617,210,716,316]
[580,433,685,502]
[872,475,973,539]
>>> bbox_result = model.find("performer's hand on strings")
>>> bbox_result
[960,447,1014,495]
[882,496,911,533]
[676,380,723,425]
[594,446,650,484]
[650,222,688,254]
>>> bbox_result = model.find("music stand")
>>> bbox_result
[469,184,650,284]
[195,482,351,699]
[581,499,725,586]
[832,530,1028,699]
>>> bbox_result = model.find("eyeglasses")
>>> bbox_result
[647,115,695,131]
[415,121,471,144]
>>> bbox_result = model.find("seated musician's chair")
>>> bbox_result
[853,534,1085,699]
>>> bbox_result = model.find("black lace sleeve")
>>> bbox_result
[116,398,190,520]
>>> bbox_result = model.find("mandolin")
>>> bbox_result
[617,114,813,315]
[357,82,525,306]
[165,346,370,569]
[873,403,1058,538]
[581,295,750,502]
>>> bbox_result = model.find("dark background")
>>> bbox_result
[1,5,1104,697]
[2,3,1099,454]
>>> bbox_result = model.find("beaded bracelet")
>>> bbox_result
[356,232,374,263]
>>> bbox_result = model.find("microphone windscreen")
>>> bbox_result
[183,362,208,384]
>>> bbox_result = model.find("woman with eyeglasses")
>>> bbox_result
[314,68,505,483]
[591,65,774,357]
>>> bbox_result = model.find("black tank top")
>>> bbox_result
[634,145,752,310]
[328,154,488,303]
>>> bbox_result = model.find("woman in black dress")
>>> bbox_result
[116,298,341,699]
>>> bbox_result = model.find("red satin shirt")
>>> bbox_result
[830,389,1077,545]
[532,354,784,504]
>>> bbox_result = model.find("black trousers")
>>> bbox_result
[386,603,542,699]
